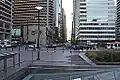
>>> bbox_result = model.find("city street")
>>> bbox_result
[0,0,119,79]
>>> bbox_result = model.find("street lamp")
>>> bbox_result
[35,6,43,60]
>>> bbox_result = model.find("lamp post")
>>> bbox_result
[35,6,43,60]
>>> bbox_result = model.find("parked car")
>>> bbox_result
[46,44,56,48]
[0,40,11,48]
[4,40,11,48]
[28,43,38,48]
[11,41,18,47]
[0,42,5,48]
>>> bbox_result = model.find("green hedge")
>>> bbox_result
[85,51,120,62]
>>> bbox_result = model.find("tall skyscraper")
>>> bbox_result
[73,0,116,44]
[55,0,62,27]
[59,8,67,43]
[54,0,61,43]
[58,0,67,43]
[0,0,12,40]
[116,0,120,40]
[13,0,56,45]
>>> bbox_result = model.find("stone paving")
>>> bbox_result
[0,46,93,80]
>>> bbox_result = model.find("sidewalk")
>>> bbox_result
[0,47,93,80]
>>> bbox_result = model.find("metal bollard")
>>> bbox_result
[70,48,72,67]
[25,45,28,51]
[5,47,7,51]
[47,47,48,52]
[48,52,52,66]
[4,56,7,72]
[32,46,35,64]
[18,52,20,67]
[24,46,26,51]
[18,46,20,67]
[32,51,34,64]
[18,45,20,51]
[37,47,40,60]
[13,54,15,68]
[54,47,56,53]
[11,47,13,51]
[70,48,72,53]
[62,47,64,53]
[25,46,27,51]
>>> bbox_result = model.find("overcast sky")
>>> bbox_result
[62,0,73,40]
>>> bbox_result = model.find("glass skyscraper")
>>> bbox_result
[74,0,116,44]
[116,0,120,40]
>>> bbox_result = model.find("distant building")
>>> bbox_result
[73,0,116,44]
[62,8,67,42]
[58,8,67,43]
[13,0,56,45]
[53,27,59,43]
[58,0,67,43]
[0,0,12,40]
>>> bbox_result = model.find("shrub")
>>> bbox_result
[85,51,120,62]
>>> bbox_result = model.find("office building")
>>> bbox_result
[61,8,67,43]
[13,0,56,45]
[0,0,12,40]
[58,0,67,43]
[116,0,120,40]
[73,0,116,44]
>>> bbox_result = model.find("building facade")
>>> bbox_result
[0,0,12,40]
[73,0,116,44]
[61,8,67,43]
[58,0,67,43]
[116,0,120,41]
[13,0,56,45]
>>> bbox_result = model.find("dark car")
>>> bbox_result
[70,45,83,50]
[46,44,56,48]
[11,41,19,47]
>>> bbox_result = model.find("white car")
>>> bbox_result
[0,40,11,48]
[5,44,11,48]
[28,44,37,48]
[0,42,5,48]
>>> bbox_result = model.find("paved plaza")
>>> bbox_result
[0,46,94,80]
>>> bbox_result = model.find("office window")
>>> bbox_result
[80,11,87,13]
